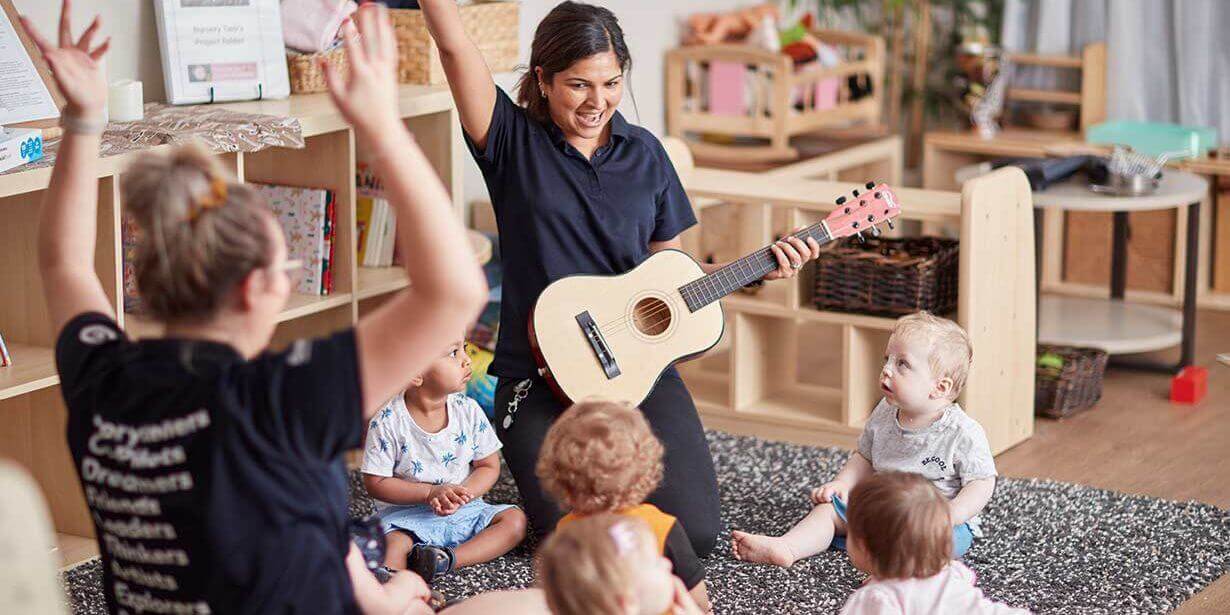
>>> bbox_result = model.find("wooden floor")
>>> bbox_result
[993,307,1229,614]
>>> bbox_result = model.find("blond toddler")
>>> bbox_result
[733,312,997,566]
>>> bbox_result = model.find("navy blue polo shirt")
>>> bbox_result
[465,88,697,378]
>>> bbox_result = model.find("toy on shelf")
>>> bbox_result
[666,21,884,164]
[684,4,780,46]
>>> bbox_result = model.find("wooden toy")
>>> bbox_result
[666,29,884,164]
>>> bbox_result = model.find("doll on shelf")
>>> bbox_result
[684,3,780,46]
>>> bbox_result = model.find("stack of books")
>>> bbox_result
[356,163,397,268]
[254,183,338,296]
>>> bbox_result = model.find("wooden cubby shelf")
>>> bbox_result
[0,343,58,400]
[0,85,469,569]
[674,159,1037,455]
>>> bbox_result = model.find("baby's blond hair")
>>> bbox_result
[536,514,655,615]
[536,400,664,515]
[888,312,972,399]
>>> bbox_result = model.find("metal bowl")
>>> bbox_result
[1089,172,1161,197]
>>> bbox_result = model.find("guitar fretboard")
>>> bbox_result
[679,222,833,312]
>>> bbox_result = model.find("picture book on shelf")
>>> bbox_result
[356,163,397,268]
[254,183,337,296]
[0,330,11,367]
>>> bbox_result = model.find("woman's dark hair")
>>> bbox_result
[515,1,631,123]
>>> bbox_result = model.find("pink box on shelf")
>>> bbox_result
[815,78,839,110]
[707,60,748,116]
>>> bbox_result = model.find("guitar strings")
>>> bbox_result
[593,242,802,335]
[592,236,806,333]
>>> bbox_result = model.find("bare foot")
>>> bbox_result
[730,530,797,568]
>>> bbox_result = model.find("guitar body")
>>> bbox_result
[530,250,724,406]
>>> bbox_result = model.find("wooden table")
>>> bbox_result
[1032,171,1207,371]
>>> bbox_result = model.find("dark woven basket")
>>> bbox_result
[812,237,959,317]
[1035,345,1109,419]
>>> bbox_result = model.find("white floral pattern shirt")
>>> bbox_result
[361,393,502,510]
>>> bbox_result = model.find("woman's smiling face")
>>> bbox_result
[538,50,624,143]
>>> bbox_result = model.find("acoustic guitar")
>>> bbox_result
[530,182,902,405]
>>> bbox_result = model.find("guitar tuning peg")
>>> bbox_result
[870,226,882,237]
[865,181,875,190]
[855,232,866,243]
[886,219,895,230]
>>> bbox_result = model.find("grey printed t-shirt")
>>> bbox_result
[857,399,997,532]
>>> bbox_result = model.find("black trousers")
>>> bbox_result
[493,370,721,557]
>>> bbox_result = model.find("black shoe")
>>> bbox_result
[407,543,455,583]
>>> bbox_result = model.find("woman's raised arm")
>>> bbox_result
[23,2,115,332]
[419,0,498,149]
[323,4,487,418]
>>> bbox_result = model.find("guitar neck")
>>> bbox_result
[679,221,833,312]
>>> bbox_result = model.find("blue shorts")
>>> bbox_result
[828,495,974,557]
[377,499,516,549]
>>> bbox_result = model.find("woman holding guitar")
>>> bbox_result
[421,0,820,554]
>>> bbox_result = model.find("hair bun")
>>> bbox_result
[122,141,231,233]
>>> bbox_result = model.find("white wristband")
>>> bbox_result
[61,113,106,135]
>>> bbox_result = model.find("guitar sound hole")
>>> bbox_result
[632,297,671,336]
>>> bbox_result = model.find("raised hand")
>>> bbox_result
[322,2,400,138]
[19,0,110,118]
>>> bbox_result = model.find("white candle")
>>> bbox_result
[108,80,144,123]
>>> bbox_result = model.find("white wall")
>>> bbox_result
[14,0,166,102]
[12,0,739,201]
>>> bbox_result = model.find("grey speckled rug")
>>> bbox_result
[64,431,1230,614]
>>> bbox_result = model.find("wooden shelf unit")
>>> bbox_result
[923,129,1230,313]
[0,85,465,569]
[676,166,1037,455]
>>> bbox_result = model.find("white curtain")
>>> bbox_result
[1001,0,1230,142]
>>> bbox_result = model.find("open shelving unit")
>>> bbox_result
[0,84,471,569]
[674,163,1037,455]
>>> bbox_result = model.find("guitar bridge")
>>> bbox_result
[575,311,621,380]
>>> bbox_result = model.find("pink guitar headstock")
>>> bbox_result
[823,182,902,241]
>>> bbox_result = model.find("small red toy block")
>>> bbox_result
[1169,366,1208,404]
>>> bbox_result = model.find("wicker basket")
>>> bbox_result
[1035,345,1108,418]
[812,237,959,317]
[391,2,519,85]
[287,46,350,94]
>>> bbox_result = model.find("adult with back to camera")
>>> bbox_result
[28,2,486,613]
[419,0,823,555]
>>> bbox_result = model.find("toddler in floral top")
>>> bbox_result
[362,335,527,582]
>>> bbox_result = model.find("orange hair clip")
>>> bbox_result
[188,177,229,221]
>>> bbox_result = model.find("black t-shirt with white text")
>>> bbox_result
[56,312,364,614]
